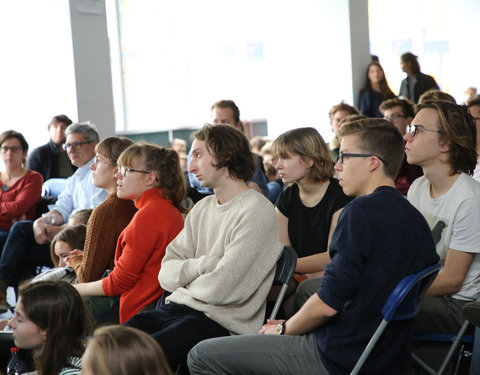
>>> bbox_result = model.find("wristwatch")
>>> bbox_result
[276,321,285,335]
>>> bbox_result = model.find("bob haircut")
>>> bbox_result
[193,124,255,182]
[117,142,187,213]
[95,137,134,165]
[271,127,334,183]
[338,118,405,179]
[84,325,172,375]
[415,101,477,175]
[50,224,87,267]
[19,281,90,375]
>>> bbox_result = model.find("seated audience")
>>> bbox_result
[27,114,76,181]
[187,119,439,375]
[263,162,282,204]
[81,325,173,375]
[3,281,90,374]
[68,137,137,283]
[399,52,439,103]
[404,101,480,371]
[272,128,351,293]
[250,135,269,154]
[379,98,423,194]
[0,130,43,251]
[0,123,108,313]
[74,143,186,324]
[358,62,396,118]
[418,89,456,104]
[466,95,480,182]
[327,101,360,162]
[125,124,282,372]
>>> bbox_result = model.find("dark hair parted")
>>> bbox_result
[415,101,477,175]
[211,100,241,125]
[362,62,396,99]
[329,101,360,121]
[401,52,420,74]
[271,127,334,183]
[418,90,456,104]
[338,118,405,179]
[49,115,72,129]
[50,224,87,267]
[96,137,134,165]
[118,143,187,213]
[194,124,255,181]
[85,325,173,375]
[19,281,90,375]
[379,98,415,118]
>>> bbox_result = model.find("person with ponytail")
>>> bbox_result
[74,143,186,324]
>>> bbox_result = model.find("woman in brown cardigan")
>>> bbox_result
[67,137,137,282]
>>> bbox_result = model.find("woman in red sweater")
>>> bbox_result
[74,143,186,323]
[0,130,43,251]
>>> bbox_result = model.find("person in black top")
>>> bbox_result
[27,115,76,181]
[399,52,439,103]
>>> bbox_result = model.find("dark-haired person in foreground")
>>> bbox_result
[188,119,439,375]
[125,124,282,371]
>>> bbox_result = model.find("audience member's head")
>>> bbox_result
[418,89,456,104]
[272,127,334,184]
[117,142,187,213]
[191,124,255,183]
[0,130,29,168]
[211,100,243,132]
[380,98,415,135]
[81,325,173,375]
[329,101,361,137]
[8,281,90,375]
[409,101,477,175]
[169,138,187,155]
[48,114,73,146]
[68,208,93,226]
[263,162,278,182]
[400,52,420,75]
[338,118,405,183]
[250,136,269,154]
[362,62,395,99]
[467,95,480,152]
[50,224,87,267]
[64,122,99,168]
[464,87,477,104]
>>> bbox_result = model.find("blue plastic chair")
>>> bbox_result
[269,246,297,320]
[350,263,441,375]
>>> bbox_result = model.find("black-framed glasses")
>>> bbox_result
[339,152,388,166]
[117,166,151,177]
[62,141,93,151]
[0,145,22,153]
[94,155,116,166]
[407,125,443,137]
[384,114,407,122]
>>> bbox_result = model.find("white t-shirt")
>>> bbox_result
[408,173,480,301]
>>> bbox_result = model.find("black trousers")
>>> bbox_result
[124,302,229,371]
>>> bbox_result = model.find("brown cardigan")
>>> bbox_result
[68,192,137,282]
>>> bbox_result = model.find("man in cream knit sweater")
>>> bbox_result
[125,124,283,372]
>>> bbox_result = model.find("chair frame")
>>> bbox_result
[269,246,297,321]
[350,263,441,375]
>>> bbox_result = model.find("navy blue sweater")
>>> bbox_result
[316,186,439,375]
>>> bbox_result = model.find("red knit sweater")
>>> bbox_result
[102,188,184,323]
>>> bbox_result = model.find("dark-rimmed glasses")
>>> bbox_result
[62,141,94,151]
[117,166,151,177]
[407,125,442,137]
[339,152,388,166]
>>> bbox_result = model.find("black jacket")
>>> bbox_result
[27,139,76,181]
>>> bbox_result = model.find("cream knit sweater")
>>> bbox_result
[159,189,283,335]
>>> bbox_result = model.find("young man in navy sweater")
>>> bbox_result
[187,118,440,375]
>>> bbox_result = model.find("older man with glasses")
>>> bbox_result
[0,122,108,312]
[379,97,423,195]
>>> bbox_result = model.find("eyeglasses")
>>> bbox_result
[0,145,22,153]
[117,166,151,177]
[339,152,389,166]
[94,155,116,166]
[384,114,407,122]
[62,141,93,151]
[407,125,443,137]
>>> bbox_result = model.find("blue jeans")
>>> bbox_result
[0,221,53,287]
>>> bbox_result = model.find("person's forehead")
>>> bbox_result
[340,134,360,151]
